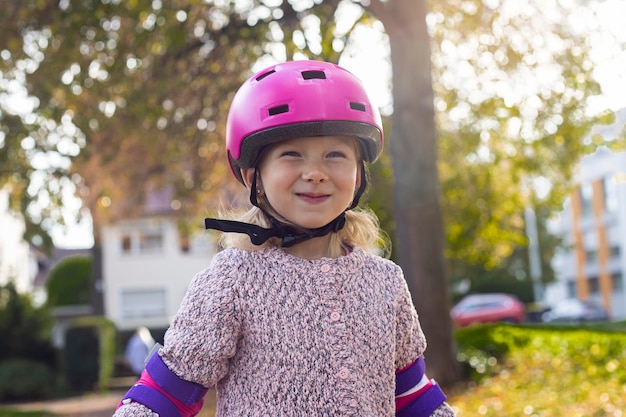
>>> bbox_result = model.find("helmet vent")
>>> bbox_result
[268,104,290,116]
[301,70,326,80]
[256,69,276,81]
[350,102,366,112]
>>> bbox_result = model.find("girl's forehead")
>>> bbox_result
[275,135,359,148]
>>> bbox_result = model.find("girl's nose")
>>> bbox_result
[302,163,328,183]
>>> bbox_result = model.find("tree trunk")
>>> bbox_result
[377,0,459,386]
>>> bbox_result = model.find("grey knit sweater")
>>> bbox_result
[113,246,455,417]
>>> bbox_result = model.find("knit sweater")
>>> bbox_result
[113,246,455,417]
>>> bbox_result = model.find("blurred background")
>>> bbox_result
[1,0,625,416]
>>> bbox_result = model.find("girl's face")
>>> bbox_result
[244,135,361,230]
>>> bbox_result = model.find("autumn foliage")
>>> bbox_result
[449,322,626,416]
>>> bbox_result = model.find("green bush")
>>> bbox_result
[45,255,92,308]
[455,322,626,383]
[451,323,626,415]
[0,283,57,366]
[0,359,55,402]
[63,326,99,392]
[63,317,116,393]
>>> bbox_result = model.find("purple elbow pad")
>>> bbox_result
[120,348,208,417]
[395,356,426,396]
[396,382,447,417]
[145,351,208,405]
[396,356,447,417]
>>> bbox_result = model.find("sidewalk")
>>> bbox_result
[7,387,217,417]
[9,390,125,417]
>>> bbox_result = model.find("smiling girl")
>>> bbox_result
[113,60,455,417]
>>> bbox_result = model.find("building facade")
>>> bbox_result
[548,149,626,320]
[102,215,218,332]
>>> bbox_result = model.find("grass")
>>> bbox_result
[3,321,624,417]
[448,321,626,416]
[0,411,54,417]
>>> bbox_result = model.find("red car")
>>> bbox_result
[451,293,526,327]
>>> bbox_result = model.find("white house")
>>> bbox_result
[101,187,219,332]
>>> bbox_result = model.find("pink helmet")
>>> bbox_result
[225,60,384,183]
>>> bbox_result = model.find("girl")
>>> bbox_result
[114,60,455,417]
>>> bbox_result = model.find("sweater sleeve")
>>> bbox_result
[394,268,426,370]
[159,249,243,388]
[394,269,457,417]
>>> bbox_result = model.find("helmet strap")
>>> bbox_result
[204,213,346,248]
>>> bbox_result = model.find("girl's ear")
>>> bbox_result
[242,168,256,190]
[355,161,363,190]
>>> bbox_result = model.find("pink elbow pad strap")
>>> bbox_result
[119,352,208,417]
[144,352,208,405]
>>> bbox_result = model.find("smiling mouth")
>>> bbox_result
[297,193,330,202]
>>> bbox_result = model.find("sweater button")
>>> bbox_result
[338,368,350,379]
[330,311,341,322]
[321,264,331,273]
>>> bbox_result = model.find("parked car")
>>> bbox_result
[451,293,526,327]
[542,299,610,323]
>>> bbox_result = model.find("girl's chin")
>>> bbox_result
[280,210,346,230]
[291,221,333,230]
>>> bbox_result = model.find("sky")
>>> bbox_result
[15,0,626,249]
[582,0,626,113]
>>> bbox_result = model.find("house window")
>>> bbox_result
[566,280,576,298]
[612,273,623,291]
[139,231,163,253]
[178,232,190,253]
[121,235,132,253]
[587,276,599,294]
[120,223,164,255]
[585,249,597,264]
[121,288,167,319]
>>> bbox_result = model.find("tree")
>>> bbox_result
[1,1,271,249]
[358,0,458,384]
[347,0,615,382]
[1,0,274,313]
[0,282,58,401]
[429,0,614,293]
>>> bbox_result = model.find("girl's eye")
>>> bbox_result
[279,150,300,157]
[327,151,347,158]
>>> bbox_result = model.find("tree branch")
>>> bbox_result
[355,0,390,22]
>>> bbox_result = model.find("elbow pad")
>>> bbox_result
[119,345,208,417]
[395,355,447,417]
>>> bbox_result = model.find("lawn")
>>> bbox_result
[0,411,53,417]
[448,321,626,416]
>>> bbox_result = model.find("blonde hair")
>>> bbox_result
[219,205,389,258]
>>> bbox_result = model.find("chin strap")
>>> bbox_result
[204,213,346,248]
